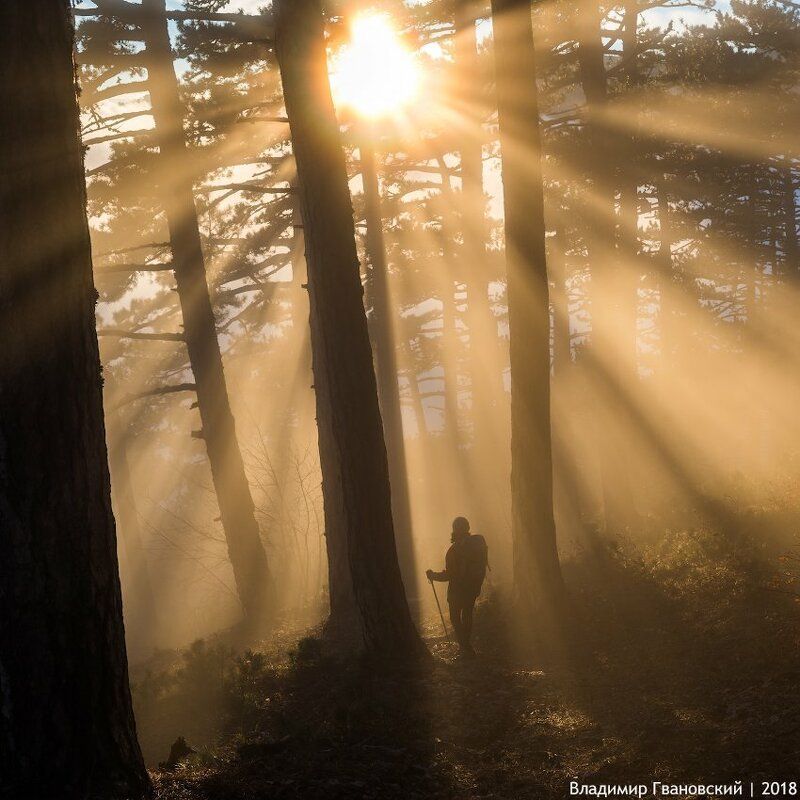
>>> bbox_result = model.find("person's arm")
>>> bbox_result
[426,545,454,581]
[426,545,453,581]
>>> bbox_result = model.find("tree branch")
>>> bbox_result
[83,128,156,146]
[95,262,173,275]
[82,79,150,107]
[203,183,295,195]
[73,3,275,41]
[113,382,197,409]
[98,328,185,342]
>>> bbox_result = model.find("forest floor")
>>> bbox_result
[141,524,800,800]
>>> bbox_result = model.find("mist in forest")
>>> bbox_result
[2,0,798,796]
[76,0,800,661]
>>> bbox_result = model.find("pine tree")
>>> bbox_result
[140,0,273,623]
[76,0,277,623]
[0,3,148,796]
[276,0,426,657]
[490,0,566,609]
[359,135,418,605]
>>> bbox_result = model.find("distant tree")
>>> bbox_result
[107,414,159,656]
[275,0,426,657]
[490,0,566,609]
[0,2,148,797]
[139,0,273,623]
[74,0,277,624]
[574,0,641,534]
[454,0,507,463]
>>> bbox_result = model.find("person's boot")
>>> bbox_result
[459,643,476,659]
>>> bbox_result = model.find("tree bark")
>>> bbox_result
[140,0,272,623]
[275,0,425,658]
[360,138,419,607]
[455,0,508,460]
[0,3,148,796]
[490,0,565,609]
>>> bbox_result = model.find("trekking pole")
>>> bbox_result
[429,578,450,640]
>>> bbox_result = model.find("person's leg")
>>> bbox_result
[461,597,477,652]
[448,600,464,645]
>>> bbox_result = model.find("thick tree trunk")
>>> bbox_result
[290,173,312,371]
[0,3,148,796]
[360,138,419,607]
[303,158,357,640]
[275,0,425,658]
[490,0,565,609]
[141,0,272,623]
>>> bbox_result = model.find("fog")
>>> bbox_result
[73,0,800,664]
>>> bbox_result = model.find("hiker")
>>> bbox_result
[426,516,488,655]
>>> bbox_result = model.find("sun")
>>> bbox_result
[330,13,420,120]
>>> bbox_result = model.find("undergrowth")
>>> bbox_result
[133,520,800,799]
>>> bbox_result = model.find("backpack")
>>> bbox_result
[463,534,489,596]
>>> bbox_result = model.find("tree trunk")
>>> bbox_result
[619,0,642,371]
[290,172,312,373]
[108,422,159,658]
[408,365,429,439]
[455,0,508,460]
[577,0,638,534]
[784,162,798,278]
[275,0,425,658]
[440,274,462,443]
[656,182,678,367]
[360,137,419,607]
[552,229,572,377]
[435,157,464,444]
[141,0,272,623]
[550,230,587,552]
[490,0,565,609]
[0,3,148,796]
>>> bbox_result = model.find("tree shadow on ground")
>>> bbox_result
[452,527,800,797]
[151,525,800,799]
[152,637,452,799]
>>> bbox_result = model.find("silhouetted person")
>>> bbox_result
[426,517,488,656]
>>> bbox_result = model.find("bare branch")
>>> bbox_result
[98,328,185,342]
[82,79,150,107]
[95,262,173,275]
[93,242,170,258]
[83,128,156,146]
[113,382,197,409]
[203,183,295,195]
